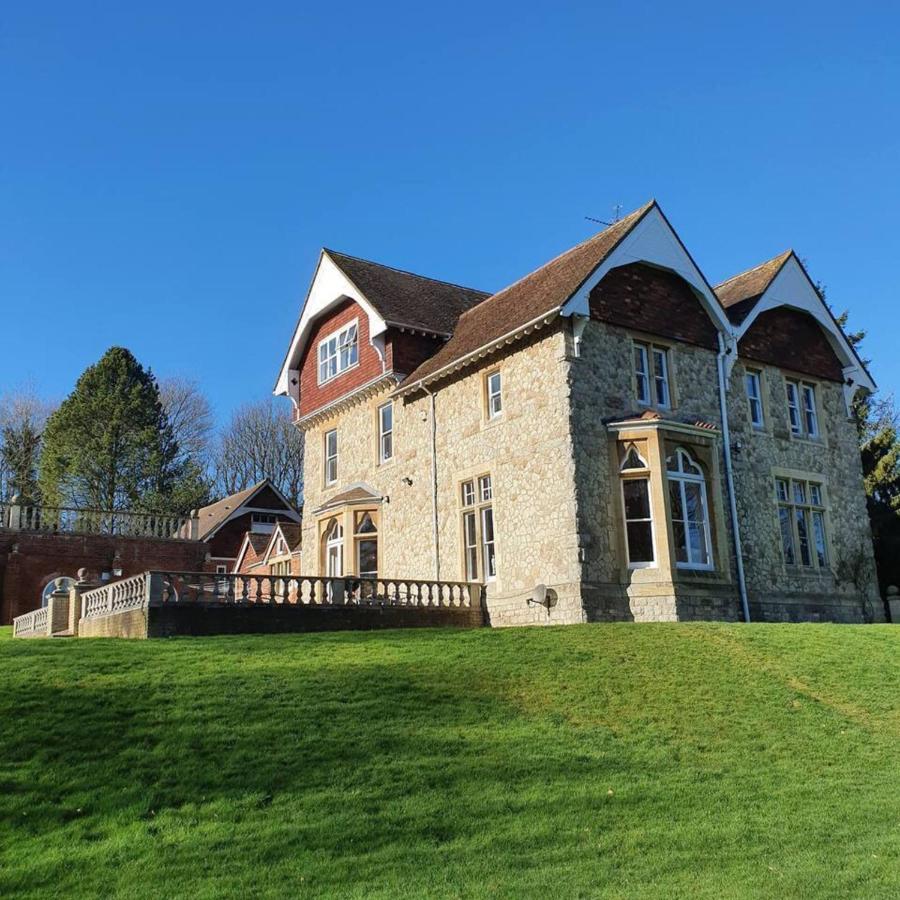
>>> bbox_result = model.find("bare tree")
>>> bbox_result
[215,399,304,506]
[158,376,215,469]
[0,385,56,501]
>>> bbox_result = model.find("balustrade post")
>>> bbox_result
[7,495,22,531]
[146,572,165,606]
[887,585,900,624]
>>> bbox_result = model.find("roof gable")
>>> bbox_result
[197,480,301,541]
[730,252,875,398]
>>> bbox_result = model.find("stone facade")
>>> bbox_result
[287,240,882,627]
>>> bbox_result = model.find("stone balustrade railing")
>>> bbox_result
[1,501,196,540]
[81,573,150,619]
[77,570,481,619]
[155,571,479,608]
[13,606,49,637]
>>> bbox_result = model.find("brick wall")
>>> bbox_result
[739,307,844,382]
[589,263,720,350]
[0,532,208,624]
[299,299,384,417]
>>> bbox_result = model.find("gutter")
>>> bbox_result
[716,332,751,623]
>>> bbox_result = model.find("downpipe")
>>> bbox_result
[717,333,751,623]
[422,384,441,581]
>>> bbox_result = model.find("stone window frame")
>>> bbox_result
[784,375,823,443]
[772,469,833,573]
[317,318,360,386]
[619,443,657,570]
[376,401,394,465]
[459,473,497,583]
[482,367,503,424]
[324,428,338,486]
[744,366,767,431]
[316,504,383,579]
[631,336,676,411]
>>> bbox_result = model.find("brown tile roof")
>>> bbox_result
[277,522,302,553]
[399,201,657,388]
[245,533,271,555]
[194,482,267,540]
[714,250,793,324]
[314,485,383,514]
[326,250,489,336]
[606,409,718,431]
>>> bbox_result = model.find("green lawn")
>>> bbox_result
[1,623,898,899]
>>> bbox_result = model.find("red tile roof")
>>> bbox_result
[399,201,657,388]
[714,250,793,324]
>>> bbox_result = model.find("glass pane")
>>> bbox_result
[668,480,684,520]
[776,479,789,502]
[796,508,811,566]
[481,506,495,543]
[462,481,475,506]
[779,508,795,564]
[466,546,478,581]
[792,481,806,504]
[622,448,645,470]
[684,482,704,523]
[355,512,376,534]
[813,512,828,567]
[623,479,651,520]
[626,522,654,563]
[381,432,392,461]
[810,484,822,506]
[380,403,392,431]
[673,519,688,563]
[688,522,709,566]
[357,539,377,577]
[479,475,492,502]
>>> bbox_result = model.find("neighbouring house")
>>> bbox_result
[191,480,302,574]
[274,199,883,625]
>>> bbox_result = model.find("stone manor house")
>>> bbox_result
[274,200,883,626]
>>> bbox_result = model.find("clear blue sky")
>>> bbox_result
[3,2,899,421]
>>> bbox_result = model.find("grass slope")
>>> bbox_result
[1,623,898,899]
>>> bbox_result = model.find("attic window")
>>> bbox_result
[251,513,277,534]
[318,320,359,384]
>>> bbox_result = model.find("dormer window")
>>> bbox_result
[318,320,359,384]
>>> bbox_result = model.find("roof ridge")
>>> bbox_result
[714,249,793,289]
[323,248,490,297]
[453,200,656,323]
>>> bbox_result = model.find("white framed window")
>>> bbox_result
[776,477,828,569]
[620,446,655,568]
[378,402,393,463]
[486,370,502,420]
[324,429,338,485]
[354,510,378,579]
[216,564,227,575]
[746,370,764,429]
[634,341,670,408]
[666,448,713,570]
[786,379,819,439]
[251,513,276,534]
[317,320,359,384]
[461,474,496,582]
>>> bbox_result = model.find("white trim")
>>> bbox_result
[733,254,876,406]
[560,205,734,336]
[274,251,387,397]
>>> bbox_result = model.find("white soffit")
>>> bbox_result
[561,205,732,335]
[738,255,875,394]
[274,251,387,396]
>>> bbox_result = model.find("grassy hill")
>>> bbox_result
[1,623,898,898]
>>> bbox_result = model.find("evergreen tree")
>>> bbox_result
[39,347,209,513]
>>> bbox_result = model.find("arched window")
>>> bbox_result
[354,511,378,579]
[666,448,713,569]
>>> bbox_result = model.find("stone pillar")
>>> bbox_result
[7,494,21,531]
[47,579,72,635]
[887,586,900,624]
[69,568,95,636]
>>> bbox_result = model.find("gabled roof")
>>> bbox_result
[314,484,383,515]
[232,531,271,573]
[325,250,489,336]
[714,250,793,324]
[260,521,303,566]
[194,480,301,541]
[399,201,657,388]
